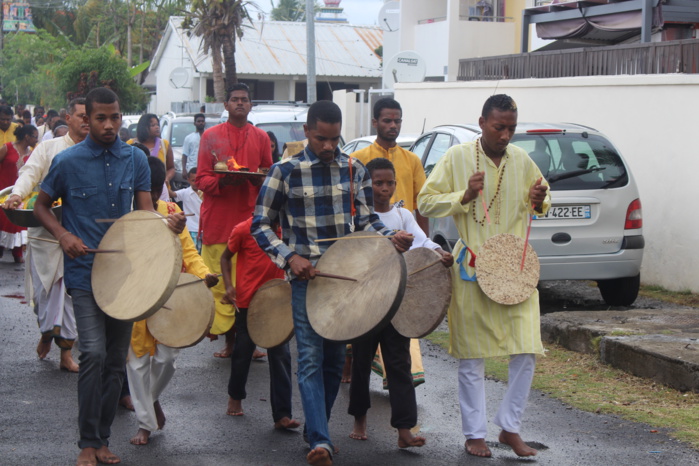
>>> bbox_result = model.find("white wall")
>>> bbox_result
[413,22,449,77]
[394,75,699,292]
[154,33,199,115]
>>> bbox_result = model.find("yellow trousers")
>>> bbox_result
[202,243,236,335]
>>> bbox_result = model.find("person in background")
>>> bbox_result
[52,121,69,139]
[182,113,206,180]
[118,127,131,142]
[267,131,281,163]
[168,167,203,254]
[32,106,45,126]
[0,106,19,144]
[39,109,59,141]
[22,110,32,126]
[128,114,175,201]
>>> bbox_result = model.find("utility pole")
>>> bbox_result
[305,0,316,104]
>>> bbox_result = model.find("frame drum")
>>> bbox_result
[392,248,452,338]
[146,273,215,348]
[248,279,294,349]
[307,231,407,342]
[92,210,182,321]
[476,233,540,305]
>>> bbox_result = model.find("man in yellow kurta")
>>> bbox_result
[0,106,19,144]
[127,156,218,446]
[417,95,550,459]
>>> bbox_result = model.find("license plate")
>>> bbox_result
[534,205,590,220]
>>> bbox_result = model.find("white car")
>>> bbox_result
[412,123,644,306]
[341,134,420,155]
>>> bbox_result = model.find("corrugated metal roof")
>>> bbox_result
[169,17,383,78]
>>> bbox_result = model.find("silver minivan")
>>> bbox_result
[413,123,644,306]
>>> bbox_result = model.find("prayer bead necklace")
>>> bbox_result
[472,138,506,226]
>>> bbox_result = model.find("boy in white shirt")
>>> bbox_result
[169,168,203,253]
[347,157,453,447]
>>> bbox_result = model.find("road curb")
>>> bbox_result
[541,309,699,392]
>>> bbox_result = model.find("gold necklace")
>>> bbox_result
[472,138,506,226]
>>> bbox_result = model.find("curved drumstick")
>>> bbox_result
[28,236,123,253]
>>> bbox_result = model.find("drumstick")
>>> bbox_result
[175,273,223,288]
[408,258,443,276]
[28,236,123,254]
[95,213,195,223]
[314,271,357,282]
[520,209,534,272]
[315,234,403,243]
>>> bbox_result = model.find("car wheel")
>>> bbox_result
[597,274,640,306]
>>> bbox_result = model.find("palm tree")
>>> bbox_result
[183,0,257,102]
[270,0,305,21]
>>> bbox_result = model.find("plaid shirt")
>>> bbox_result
[252,146,390,272]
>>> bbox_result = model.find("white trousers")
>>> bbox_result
[127,344,180,432]
[30,257,76,339]
[458,353,536,439]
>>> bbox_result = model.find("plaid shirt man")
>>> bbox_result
[252,146,390,274]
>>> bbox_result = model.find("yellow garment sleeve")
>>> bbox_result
[417,148,470,218]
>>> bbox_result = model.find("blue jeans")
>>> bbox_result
[228,308,293,422]
[70,289,133,449]
[291,280,345,453]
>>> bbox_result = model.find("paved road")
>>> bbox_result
[1,257,697,465]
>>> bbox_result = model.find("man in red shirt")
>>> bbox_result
[220,217,299,429]
[196,83,273,357]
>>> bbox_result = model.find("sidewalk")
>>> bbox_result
[541,309,699,392]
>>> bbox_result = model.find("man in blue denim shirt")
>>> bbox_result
[253,101,413,466]
[34,87,185,466]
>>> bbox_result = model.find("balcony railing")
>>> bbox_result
[457,39,699,81]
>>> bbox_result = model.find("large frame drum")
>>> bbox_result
[92,210,182,321]
[307,231,407,342]
[147,273,215,348]
[392,247,452,338]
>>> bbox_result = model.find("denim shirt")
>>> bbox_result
[41,135,151,292]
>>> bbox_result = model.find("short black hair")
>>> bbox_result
[85,87,120,116]
[194,113,205,121]
[306,100,342,130]
[365,157,395,177]
[68,98,86,114]
[14,124,37,141]
[373,97,402,120]
[0,105,14,117]
[187,167,198,177]
[147,155,166,193]
[482,94,517,119]
[226,83,251,102]
[136,113,158,142]
[22,110,32,119]
[130,141,150,157]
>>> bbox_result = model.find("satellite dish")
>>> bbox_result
[378,1,400,32]
[168,67,190,89]
[386,51,426,86]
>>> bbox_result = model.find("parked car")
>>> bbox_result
[412,123,644,306]
[158,112,219,188]
[121,115,142,139]
[221,101,309,151]
[341,134,420,155]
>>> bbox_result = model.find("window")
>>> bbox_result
[423,133,453,176]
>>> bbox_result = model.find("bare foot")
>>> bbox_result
[349,415,367,440]
[118,395,135,411]
[252,349,267,360]
[37,337,51,359]
[214,347,232,358]
[95,445,121,464]
[154,400,166,430]
[60,349,79,372]
[499,430,537,457]
[397,428,425,448]
[130,428,151,446]
[465,438,492,457]
[274,417,300,430]
[226,397,243,416]
[306,446,332,466]
[76,447,97,466]
[341,355,352,383]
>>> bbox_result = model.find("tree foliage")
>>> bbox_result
[55,45,148,112]
[0,29,73,108]
[183,0,258,101]
[270,0,305,21]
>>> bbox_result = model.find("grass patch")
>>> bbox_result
[639,284,699,308]
[425,332,699,449]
